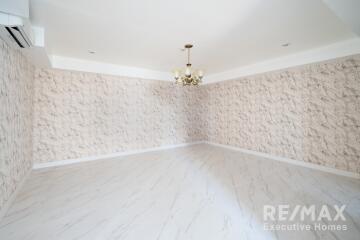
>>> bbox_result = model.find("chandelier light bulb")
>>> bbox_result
[174,70,180,79]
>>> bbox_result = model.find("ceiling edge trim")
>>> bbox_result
[50,55,172,81]
[50,38,360,83]
[203,38,360,84]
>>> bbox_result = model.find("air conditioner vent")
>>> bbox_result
[5,26,31,48]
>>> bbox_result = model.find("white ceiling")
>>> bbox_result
[30,0,355,74]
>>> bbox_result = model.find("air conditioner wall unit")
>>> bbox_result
[0,12,34,48]
[0,1,50,67]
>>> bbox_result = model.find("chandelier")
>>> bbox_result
[174,44,203,86]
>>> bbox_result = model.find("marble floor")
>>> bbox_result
[0,144,359,240]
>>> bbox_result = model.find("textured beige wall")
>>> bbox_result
[202,55,360,173]
[33,69,205,163]
[32,55,360,174]
[0,40,34,212]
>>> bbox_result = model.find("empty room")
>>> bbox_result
[0,0,359,239]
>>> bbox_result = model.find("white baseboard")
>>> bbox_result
[204,141,360,179]
[0,168,32,221]
[32,141,204,170]
[32,140,359,179]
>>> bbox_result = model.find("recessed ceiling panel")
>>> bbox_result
[30,0,355,73]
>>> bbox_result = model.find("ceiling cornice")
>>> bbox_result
[50,38,360,83]
[50,55,172,81]
[203,38,360,84]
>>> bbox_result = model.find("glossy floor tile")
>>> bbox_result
[0,144,359,240]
